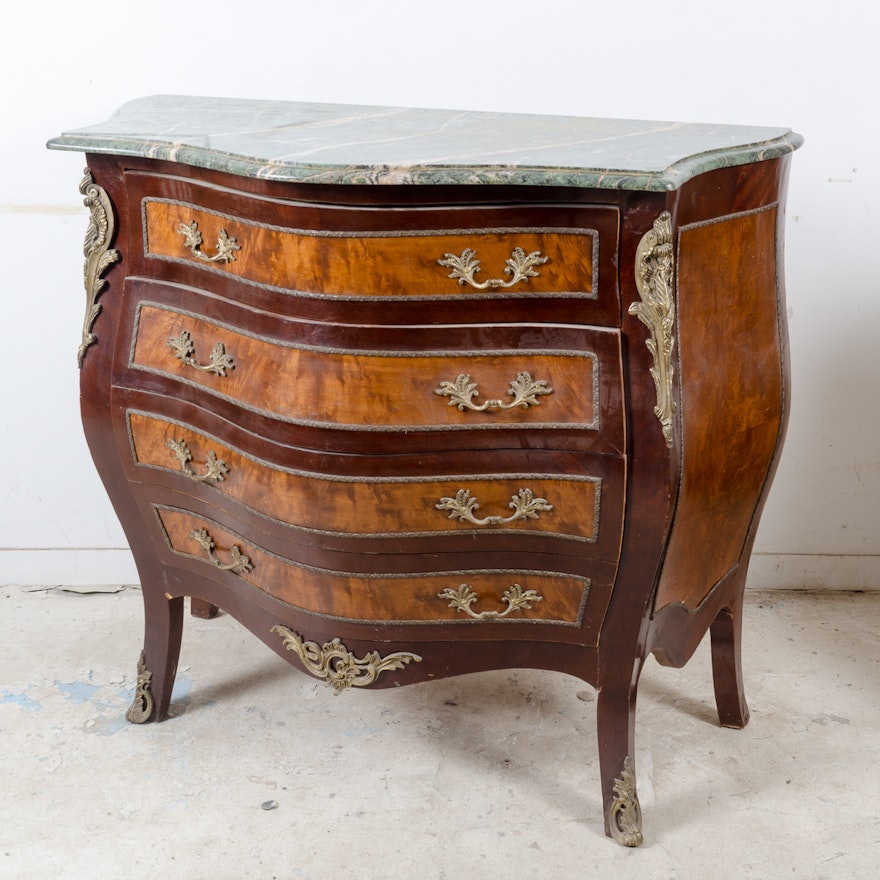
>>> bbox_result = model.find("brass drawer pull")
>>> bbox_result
[436,488,552,526]
[438,584,543,620]
[271,626,422,693]
[435,371,552,412]
[166,439,228,482]
[167,329,234,376]
[189,528,253,575]
[438,246,548,290]
[178,220,241,264]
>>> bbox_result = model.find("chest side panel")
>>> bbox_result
[655,205,783,610]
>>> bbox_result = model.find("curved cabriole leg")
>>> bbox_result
[597,666,644,846]
[126,591,184,724]
[710,588,750,729]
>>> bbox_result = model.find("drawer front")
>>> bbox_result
[130,302,611,435]
[129,411,619,549]
[142,198,599,302]
[156,506,593,627]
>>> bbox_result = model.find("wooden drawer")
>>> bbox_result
[155,505,595,629]
[144,197,599,300]
[127,301,622,446]
[125,170,621,325]
[128,411,624,556]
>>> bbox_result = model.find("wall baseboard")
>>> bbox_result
[747,553,880,591]
[1,549,139,587]
[1,549,878,590]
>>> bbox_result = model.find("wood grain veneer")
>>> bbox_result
[49,100,799,845]
[156,505,592,626]
[129,411,609,544]
[143,199,598,299]
[656,205,784,610]
[130,302,607,431]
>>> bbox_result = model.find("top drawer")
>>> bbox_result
[127,171,621,325]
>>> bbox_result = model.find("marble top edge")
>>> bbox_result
[47,94,803,192]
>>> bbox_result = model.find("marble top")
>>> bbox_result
[47,95,803,192]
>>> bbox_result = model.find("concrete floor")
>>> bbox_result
[2,585,878,879]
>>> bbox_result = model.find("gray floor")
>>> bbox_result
[2,585,878,879]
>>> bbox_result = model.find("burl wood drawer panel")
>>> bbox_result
[129,411,620,549]
[141,197,601,302]
[156,506,594,628]
[129,302,615,436]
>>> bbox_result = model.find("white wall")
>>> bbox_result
[2,0,877,587]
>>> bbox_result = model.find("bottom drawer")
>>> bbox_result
[155,505,593,629]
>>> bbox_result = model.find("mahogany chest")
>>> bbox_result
[48,97,802,844]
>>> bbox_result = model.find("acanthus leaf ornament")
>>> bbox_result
[124,650,155,724]
[167,329,235,376]
[166,438,229,483]
[178,220,241,263]
[438,583,543,620]
[435,371,552,413]
[78,169,120,367]
[629,211,676,447]
[438,246,548,290]
[189,528,253,575]
[271,626,422,693]
[608,756,643,847]
[435,487,553,526]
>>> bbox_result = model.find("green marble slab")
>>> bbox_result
[48,95,803,192]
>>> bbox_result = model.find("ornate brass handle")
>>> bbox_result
[438,246,548,289]
[167,329,234,377]
[189,528,253,575]
[178,220,240,263]
[438,584,543,620]
[436,488,552,526]
[435,371,552,412]
[271,626,422,693]
[166,439,228,482]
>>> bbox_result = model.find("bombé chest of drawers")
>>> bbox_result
[48,97,801,845]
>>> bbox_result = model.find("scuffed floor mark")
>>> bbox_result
[0,687,43,712]
[83,714,131,737]
[167,673,193,718]
[55,679,104,705]
[56,584,129,595]
[79,671,196,732]
[67,675,137,736]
